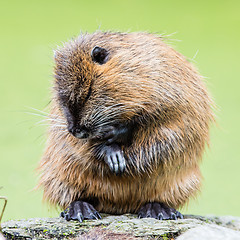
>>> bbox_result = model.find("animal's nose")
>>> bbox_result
[68,125,89,139]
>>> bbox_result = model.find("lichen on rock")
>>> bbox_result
[1,214,240,240]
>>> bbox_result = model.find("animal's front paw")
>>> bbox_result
[103,144,126,175]
[93,123,131,145]
[60,200,101,222]
[93,143,126,175]
[138,202,183,220]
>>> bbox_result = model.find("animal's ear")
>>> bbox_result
[91,46,109,64]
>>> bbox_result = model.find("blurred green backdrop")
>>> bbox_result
[0,0,240,221]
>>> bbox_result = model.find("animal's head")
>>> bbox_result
[53,32,161,139]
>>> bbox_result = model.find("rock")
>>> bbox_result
[185,214,240,231]
[0,232,5,240]
[176,225,240,240]
[1,214,240,239]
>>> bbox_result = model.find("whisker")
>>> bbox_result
[37,118,66,124]
[25,106,67,134]
[37,123,67,128]
[24,111,48,118]
[25,106,65,120]
[25,107,49,116]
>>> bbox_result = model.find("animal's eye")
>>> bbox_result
[91,46,109,65]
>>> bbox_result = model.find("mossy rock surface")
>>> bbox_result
[1,214,240,239]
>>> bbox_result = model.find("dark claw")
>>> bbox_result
[90,212,101,220]
[65,213,70,221]
[60,200,101,222]
[96,211,102,219]
[176,211,184,219]
[138,202,183,220]
[170,212,177,220]
[76,212,83,222]
[61,208,71,221]
[158,212,163,220]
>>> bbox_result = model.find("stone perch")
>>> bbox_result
[1,214,240,239]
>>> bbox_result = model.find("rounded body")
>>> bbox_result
[38,32,214,214]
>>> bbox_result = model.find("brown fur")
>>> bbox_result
[38,32,214,214]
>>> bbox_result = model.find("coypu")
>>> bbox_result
[38,31,214,222]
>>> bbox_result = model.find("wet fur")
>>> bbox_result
[38,32,214,214]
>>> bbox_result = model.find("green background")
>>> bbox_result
[1,0,240,221]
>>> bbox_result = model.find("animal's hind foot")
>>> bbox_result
[138,202,183,220]
[60,200,101,222]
